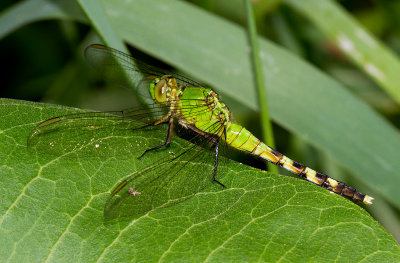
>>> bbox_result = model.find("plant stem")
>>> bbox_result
[244,0,277,174]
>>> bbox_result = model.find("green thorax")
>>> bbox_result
[177,87,231,137]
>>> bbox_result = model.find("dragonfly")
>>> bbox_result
[28,44,373,219]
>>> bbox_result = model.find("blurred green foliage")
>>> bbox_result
[1,0,400,245]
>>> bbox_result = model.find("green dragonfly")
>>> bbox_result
[28,44,373,218]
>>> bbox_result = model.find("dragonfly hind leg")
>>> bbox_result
[138,117,174,159]
[211,142,226,188]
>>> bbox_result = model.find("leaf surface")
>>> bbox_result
[0,99,398,262]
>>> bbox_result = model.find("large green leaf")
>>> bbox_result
[1,99,399,262]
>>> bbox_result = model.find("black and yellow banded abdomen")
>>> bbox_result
[223,123,373,205]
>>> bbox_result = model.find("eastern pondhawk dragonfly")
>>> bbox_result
[28,44,373,219]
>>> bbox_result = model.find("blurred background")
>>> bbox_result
[1,0,399,242]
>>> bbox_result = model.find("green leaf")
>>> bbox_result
[1,98,399,262]
[0,0,85,39]
[284,0,400,105]
[76,0,127,52]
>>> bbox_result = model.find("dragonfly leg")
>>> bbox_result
[133,120,169,130]
[133,112,171,130]
[138,117,174,159]
[212,142,226,188]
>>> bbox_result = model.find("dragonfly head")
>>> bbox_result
[149,75,176,105]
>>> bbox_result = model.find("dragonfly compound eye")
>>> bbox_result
[154,79,168,103]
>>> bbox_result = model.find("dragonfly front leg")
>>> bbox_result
[212,142,226,188]
[138,117,174,159]
[133,111,171,130]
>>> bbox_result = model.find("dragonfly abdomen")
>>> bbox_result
[277,157,373,205]
[224,123,373,205]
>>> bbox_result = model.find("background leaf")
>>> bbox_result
[0,0,85,39]
[0,98,399,262]
[284,0,400,105]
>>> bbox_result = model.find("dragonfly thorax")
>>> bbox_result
[174,87,232,139]
[206,90,231,126]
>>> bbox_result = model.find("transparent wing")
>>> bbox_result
[27,107,168,157]
[104,120,227,220]
[84,44,206,95]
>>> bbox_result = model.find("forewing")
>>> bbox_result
[84,44,206,96]
[27,108,167,157]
